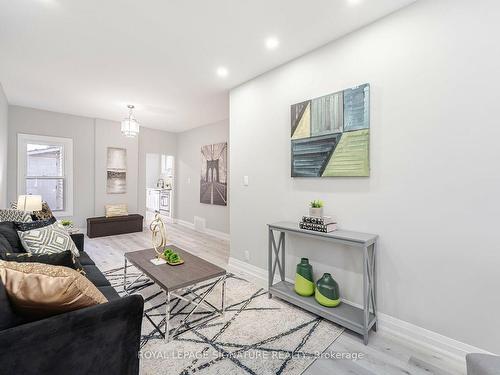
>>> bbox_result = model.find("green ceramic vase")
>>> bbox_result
[294,258,314,297]
[315,273,340,307]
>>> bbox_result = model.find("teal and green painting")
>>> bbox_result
[291,83,370,177]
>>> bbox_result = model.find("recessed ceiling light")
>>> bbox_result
[36,0,59,6]
[347,0,362,5]
[265,37,280,50]
[216,67,228,78]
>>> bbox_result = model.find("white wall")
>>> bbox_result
[138,127,177,217]
[7,106,95,226]
[145,153,161,189]
[94,118,139,216]
[6,106,178,224]
[230,0,500,354]
[176,119,229,234]
[0,84,8,208]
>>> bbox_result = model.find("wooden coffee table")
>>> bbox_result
[123,246,227,341]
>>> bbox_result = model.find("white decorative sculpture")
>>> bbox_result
[150,212,168,257]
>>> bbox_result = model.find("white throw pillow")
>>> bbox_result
[17,222,79,257]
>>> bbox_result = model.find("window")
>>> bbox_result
[18,134,73,216]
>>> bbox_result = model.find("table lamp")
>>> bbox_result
[17,195,42,211]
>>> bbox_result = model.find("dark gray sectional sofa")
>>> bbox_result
[467,353,500,375]
[0,231,144,375]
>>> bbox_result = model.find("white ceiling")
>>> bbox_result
[0,0,416,132]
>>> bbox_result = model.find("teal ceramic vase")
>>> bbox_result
[315,273,340,307]
[294,258,314,297]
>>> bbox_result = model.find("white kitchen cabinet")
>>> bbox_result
[146,189,160,212]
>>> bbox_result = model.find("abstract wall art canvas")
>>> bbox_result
[200,142,227,206]
[291,83,370,177]
[106,147,127,194]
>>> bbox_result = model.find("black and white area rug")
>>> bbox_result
[103,265,343,375]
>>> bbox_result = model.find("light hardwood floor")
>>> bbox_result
[85,224,462,375]
[85,222,229,271]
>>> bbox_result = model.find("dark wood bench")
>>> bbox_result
[86,214,144,238]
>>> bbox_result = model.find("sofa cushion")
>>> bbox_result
[97,286,120,301]
[83,265,111,287]
[70,233,85,253]
[0,233,13,254]
[0,279,25,329]
[78,251,95,266]
[0,222,26,253]
[17,222,79,258]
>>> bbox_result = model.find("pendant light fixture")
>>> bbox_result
[121,105,140,137]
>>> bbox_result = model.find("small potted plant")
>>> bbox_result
[60,219,73,228]
[59,219,76,233]
[309,200,324,218]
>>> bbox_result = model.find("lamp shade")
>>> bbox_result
[17,195,42,211]
[121,105,140,138]
[121,117,140,137]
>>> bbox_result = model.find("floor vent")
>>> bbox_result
[194,216,206,232]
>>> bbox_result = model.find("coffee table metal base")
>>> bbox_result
[123,258,226,342]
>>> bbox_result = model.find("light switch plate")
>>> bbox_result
[243,176,249,186]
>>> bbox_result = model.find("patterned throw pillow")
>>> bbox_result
[10,201,54,221]
[0,250,85,274]
[0,209,33,223]
[17,223,79,257]
[14,217,57,232]
[32,202,55,221]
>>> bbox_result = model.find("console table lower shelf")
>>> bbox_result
[269,281,376,338]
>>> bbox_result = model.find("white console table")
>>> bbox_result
[267,221,378,345]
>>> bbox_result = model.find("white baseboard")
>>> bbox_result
[228,257,272,287]
[227,256,493,369]
[205,228,230,241]
[173,218,230,241]
[174,218,195,230]
[376,310,493,366]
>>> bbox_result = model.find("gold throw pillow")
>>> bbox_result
[105,204,128,218]
[0,260,107,318]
